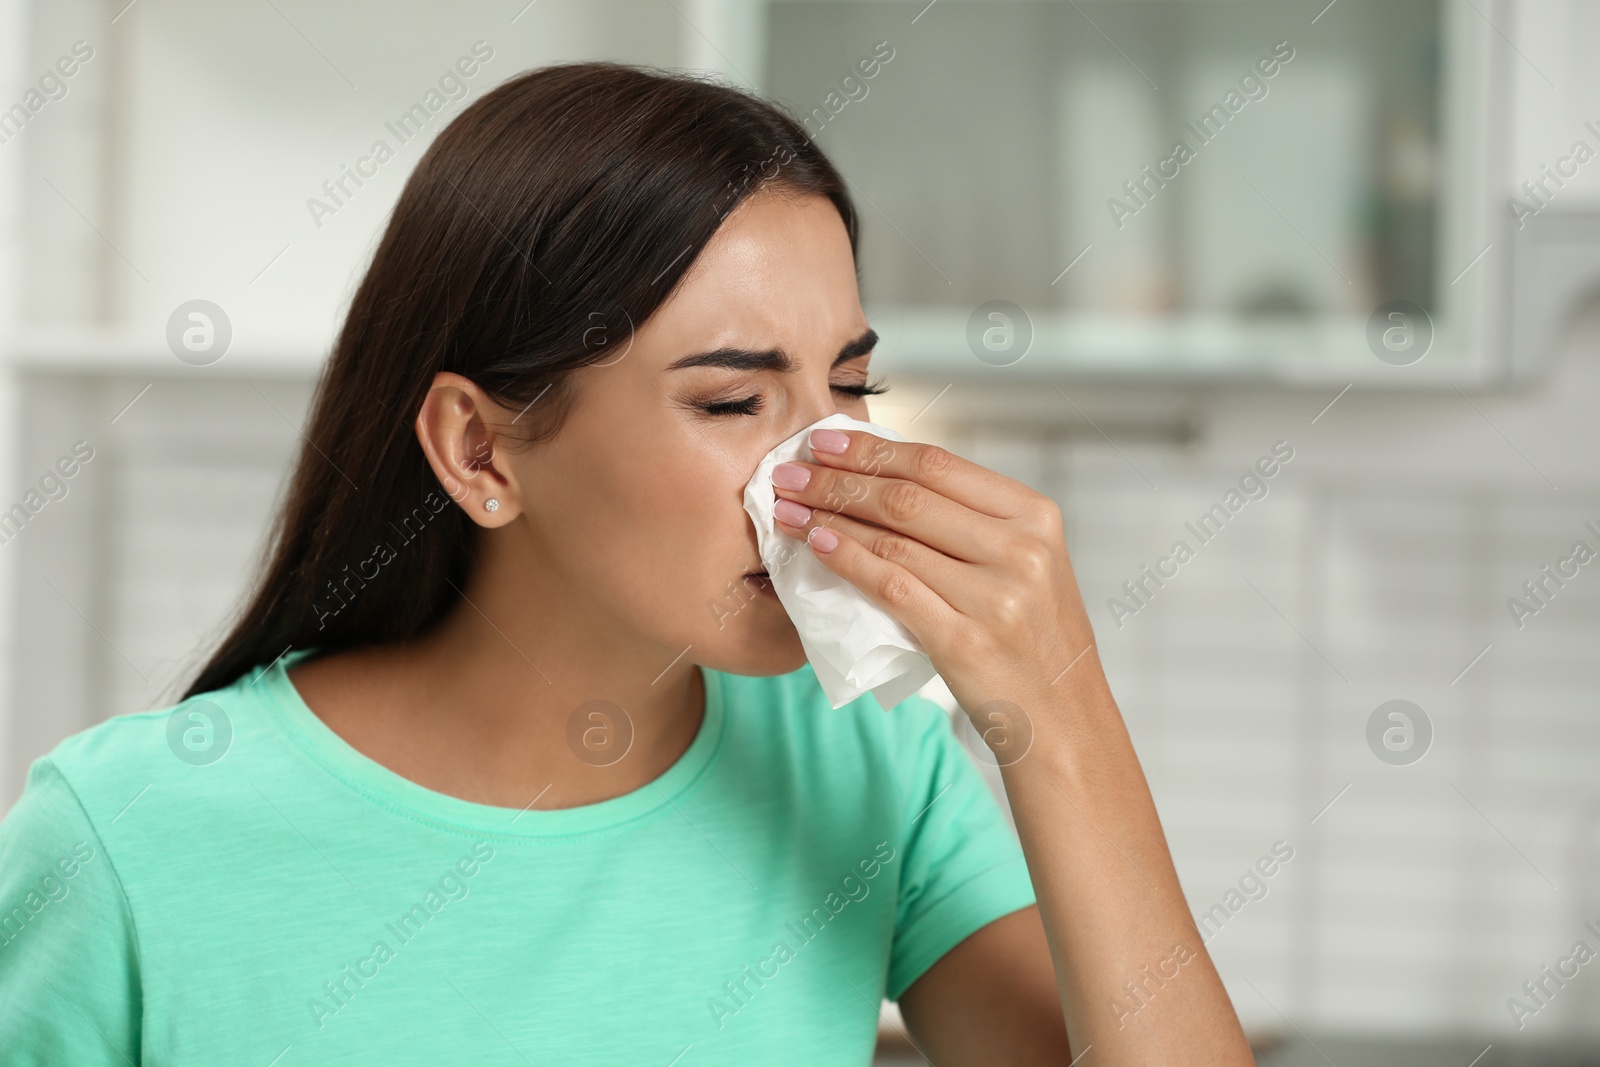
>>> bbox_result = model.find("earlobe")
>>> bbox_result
[414,372,520,524]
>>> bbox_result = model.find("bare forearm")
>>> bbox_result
[994,662,1254,1065]
[767,429,1253,1060]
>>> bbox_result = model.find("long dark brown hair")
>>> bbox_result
[183,60,858,699]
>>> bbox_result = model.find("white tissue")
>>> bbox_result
[742,413,937,711]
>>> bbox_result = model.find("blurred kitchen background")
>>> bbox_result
[1,0,1597,1062]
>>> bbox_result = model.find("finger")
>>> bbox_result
[774,505,990,618]
[773,460,1000,565]
[780,514,960,649]
[804,428,1036,520]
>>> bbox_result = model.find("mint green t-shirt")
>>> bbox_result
[0,648,1035,1065]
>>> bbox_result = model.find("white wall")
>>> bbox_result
[22,0,683,347]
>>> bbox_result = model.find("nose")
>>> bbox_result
[786,386,855,443]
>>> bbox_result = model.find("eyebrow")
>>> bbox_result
[665,328,878,374]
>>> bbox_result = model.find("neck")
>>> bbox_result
[297,535,707,812]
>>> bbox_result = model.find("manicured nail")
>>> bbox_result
[810,428,850,454]
[808,526,839,552]
[774,499,812,527]
[772,462,811,490]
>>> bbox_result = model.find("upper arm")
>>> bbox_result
[0,759,141,1065]
[898,904,1072,1066]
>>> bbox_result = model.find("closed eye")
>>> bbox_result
[700,377,890,417]
[834,377,890,399]
[701,395,763,417]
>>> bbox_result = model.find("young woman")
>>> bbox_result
[0,62,1253,1064]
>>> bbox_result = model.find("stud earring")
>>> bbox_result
[484,498,500,513]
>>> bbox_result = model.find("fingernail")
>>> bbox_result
[772,462,811,490]
[808,526,839,552]
[810,428,850,454]
[774,499,812,527]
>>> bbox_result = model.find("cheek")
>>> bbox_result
[648,456,754,562]
[537,385,766,624]
[576,442,756,598]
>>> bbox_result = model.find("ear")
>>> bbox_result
[414,371,523,525]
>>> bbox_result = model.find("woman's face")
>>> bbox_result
[500,189,880,677]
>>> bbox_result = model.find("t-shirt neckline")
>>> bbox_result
[251,646,727,839]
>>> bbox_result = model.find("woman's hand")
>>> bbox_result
[770,426,1103,718]
[773,424,1257,1066]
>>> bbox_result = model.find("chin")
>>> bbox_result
[698,614,808,678]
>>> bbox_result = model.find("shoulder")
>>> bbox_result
[4,666,271,845]
[0,713,167,1060]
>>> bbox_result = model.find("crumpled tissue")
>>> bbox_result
[742,412,937,711]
